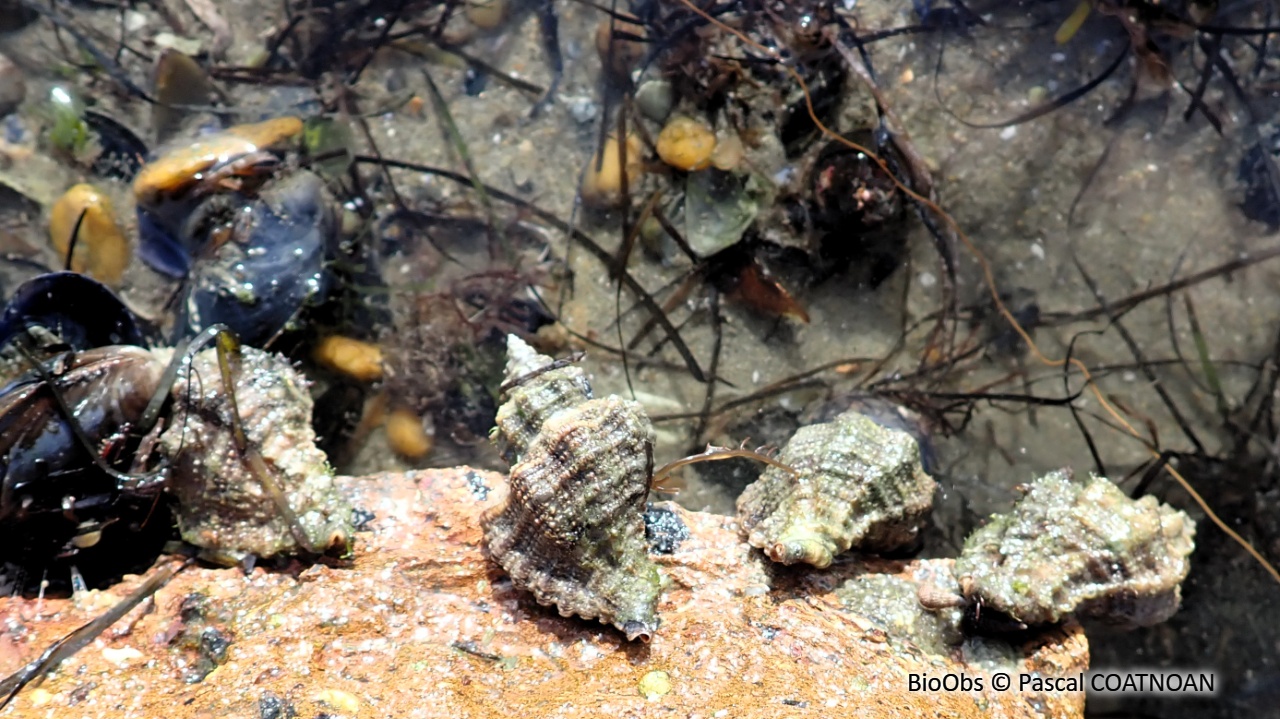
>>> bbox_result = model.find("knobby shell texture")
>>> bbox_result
[160,347,352,564]
[482,336,662,641]
[737,409,937,568]
[956,470,1196,627]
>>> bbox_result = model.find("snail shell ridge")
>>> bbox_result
[482,336,661,641]
[736,409,937,568]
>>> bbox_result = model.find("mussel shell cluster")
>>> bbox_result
[129,118,337,346]
[0,268,351,578]
[0,344,167,572]
[175,170,334,346]
[33,107,336,350]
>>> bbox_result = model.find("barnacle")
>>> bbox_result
[736,409,937,568]
[481,336,661,641]
[956,470,1196,627]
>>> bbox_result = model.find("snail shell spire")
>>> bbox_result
[491,335,594,463]
[482,335,661,641]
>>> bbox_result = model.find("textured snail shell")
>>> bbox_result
[955,470,1195,627]
[736,409,937,568]
[481,336,661,641]
[160,346,352,564]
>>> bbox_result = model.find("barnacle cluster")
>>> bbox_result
[481,336,662,641]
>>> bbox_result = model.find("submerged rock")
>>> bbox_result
[0,469,1087,719]
[737,409,937,567]
[836,573,962,656]
[956,470,1196,627]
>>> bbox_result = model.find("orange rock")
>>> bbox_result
[581,133,644,209]
[0,470,1086,718]
[312,335,383,381]
[385,406,433,459]
[656,116,716,171]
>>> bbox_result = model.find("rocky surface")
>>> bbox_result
[0,469,1087,718]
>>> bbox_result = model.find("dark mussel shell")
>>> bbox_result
[0,345,170,589]
[134,117,305,278]
[136,205,195,278]
[0,272,149,351]
[176,171,335,346]
[83,110,148,181]
[1239,131,1280,230]
[137,204,195,278]
[807,131,908,287]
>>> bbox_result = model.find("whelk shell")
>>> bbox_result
[955,469,1195,627]
[736,408,937,568]
[481,336,661,641]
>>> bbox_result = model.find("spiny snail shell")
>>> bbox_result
[481,336,661,642]
[736,409,937,568]
[160,346,352,564]
[955,470,1196,627]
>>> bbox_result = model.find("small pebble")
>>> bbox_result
[314,688,361,713]
[124,9,148,32]
[465,0,508,30]
[153,32,203,56]
[565,95,598,124]
[638,670,672,699]
[101,646,144,666]
[656,116,716,171]
[999,126,1017,141]
[710,131,744,171]
[644,504,689,554]
[635,80,674,122]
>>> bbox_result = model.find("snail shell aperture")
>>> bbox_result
[481,336,661,641]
